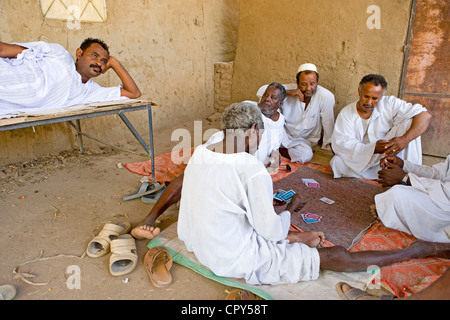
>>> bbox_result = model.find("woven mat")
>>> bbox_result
[273,166,385,249]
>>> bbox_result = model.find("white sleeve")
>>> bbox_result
[245,170,291,241]
[319,91,335,147]
[332,107,379,175]
[84,81,125,103]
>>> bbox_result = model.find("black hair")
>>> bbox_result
[359,74,388,91]
[79,38,110,55]
[267,82,287,101]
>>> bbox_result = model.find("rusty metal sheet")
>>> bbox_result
[400,0,449,157]
[403,0,449,95]
[402,95,450,157]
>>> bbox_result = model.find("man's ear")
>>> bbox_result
[75,48,83,60]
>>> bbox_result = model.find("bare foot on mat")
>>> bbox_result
[287,231,325,248]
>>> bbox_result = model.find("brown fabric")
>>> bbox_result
[273,166,385,249]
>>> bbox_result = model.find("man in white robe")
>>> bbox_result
[331,74,432,179]
[0,38,141,117]
[131,83,287,240]
[257,63,335,164]
[375,155,450,243]
[178,102,450,285]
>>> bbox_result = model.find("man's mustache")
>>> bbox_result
[90,64,102,72]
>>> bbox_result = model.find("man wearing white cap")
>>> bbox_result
[257,63,335,164]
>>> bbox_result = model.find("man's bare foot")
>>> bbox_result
[131,225,160,240]
[287,231,325,248]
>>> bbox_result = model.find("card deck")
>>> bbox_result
[302,178,320,188]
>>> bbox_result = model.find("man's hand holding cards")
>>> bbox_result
[274,189,296,203]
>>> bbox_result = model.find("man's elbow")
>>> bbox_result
[420,111,432,128]
[130,89,142,99]
[122,88,142,99]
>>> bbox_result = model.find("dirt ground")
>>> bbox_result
[0,113,443,301]
[0,115,231,300]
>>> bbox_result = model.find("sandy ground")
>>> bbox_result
[0,113,443,300]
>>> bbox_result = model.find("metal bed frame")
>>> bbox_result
[0,100,156,182]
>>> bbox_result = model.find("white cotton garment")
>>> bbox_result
[257,84,335,164]
[243,101,285,165]
[330,96,427,179]
[0,42,123,117]
[178,144,320,285]
[375,155,450,243]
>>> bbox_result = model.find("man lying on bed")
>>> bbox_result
[0,38,141,117]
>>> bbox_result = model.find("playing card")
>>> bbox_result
[302,213,322,224]
[320,197,335,205]
[273,189,296,203]
[273,189,286,202]
[281,190,296,202]
[302,178,320,188]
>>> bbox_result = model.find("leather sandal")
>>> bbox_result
[86,222,131,258]
[226,289,263,300]
[0,285,16,300]
[144,246,173,288]
[109,234,138,277]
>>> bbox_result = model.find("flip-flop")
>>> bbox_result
[226,289,264,300]
[86,222,131,258]
[0,285,16,300]
[109,234,138,277]
[144,246,173,288]
[335,282,395,300]
[141,186,166,204]
[123,182,164,201]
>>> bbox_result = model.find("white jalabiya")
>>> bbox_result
[257,84,335,164]
[244,101,285,165]
[330,96,427,180]
[375,155,450,243]
[178,145,320,285]
[0,42,123,117]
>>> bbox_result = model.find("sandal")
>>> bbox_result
[0,285,16,300]
[86,222,131,258]
[123,182,164,201]
[144,246,173,288]
[141,186,166,204]
[109,234,138,277]
[335,282,395,300]
[226,289,263,300]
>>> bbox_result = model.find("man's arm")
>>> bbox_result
[385,111,432,156]
[0,41,27,58]
[286,88,305,102]
[103,56,141,99]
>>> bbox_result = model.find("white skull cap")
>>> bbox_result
[297,63,318,74]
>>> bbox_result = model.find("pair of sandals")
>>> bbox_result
[86,222,138,277]
[86,222,173,287]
